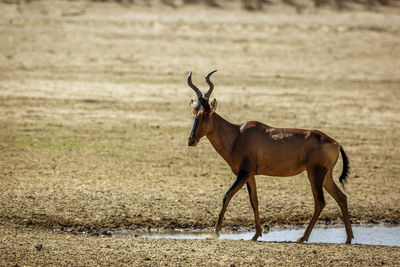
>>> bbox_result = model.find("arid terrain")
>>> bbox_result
[0,0,399,265]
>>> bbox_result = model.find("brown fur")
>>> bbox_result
[188,109,354,244]
[187,71,353,243]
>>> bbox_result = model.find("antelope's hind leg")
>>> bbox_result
[323,173,354,244]
[246,176,262,241]
[215,170,249,235]
[297,165,327,243]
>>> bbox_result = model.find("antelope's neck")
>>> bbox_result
[206,113,240,166]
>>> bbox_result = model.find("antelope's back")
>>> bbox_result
[236,121,339,176]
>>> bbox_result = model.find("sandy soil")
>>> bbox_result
[1,223,400,266]
[0,0,400,265]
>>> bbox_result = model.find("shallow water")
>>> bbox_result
[113,225,400,247]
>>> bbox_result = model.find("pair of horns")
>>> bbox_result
[187,70,217,101]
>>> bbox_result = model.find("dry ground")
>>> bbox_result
[0,0,400,265]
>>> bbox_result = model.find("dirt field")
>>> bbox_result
[1,0,400,265]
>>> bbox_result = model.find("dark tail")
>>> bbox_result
[339,146,350,188]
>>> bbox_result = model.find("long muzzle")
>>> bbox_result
[188,117,199,146]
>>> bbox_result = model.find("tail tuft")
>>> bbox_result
[339,146,350,188]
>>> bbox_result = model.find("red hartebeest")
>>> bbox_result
[187,70,354,244]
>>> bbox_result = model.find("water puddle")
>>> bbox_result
[112,225,400,247]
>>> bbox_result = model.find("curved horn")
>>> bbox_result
[187,71,203,99]
[203,70,217,100]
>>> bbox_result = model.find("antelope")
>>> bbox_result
[187,70,354,244]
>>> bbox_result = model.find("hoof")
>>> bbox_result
[251,231,262,241]
[297,236,307,243]
[214,226,221,238]
[212,231,220,239]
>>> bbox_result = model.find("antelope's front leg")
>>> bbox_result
[215,170,249,234]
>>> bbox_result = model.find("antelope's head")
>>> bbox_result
[187,70,218,147]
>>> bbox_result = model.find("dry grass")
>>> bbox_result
[0,1,399,265]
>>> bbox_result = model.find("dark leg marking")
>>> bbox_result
[215,169,249,233]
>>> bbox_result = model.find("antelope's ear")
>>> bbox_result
[210,98,217,114]
[190,99,197,108]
